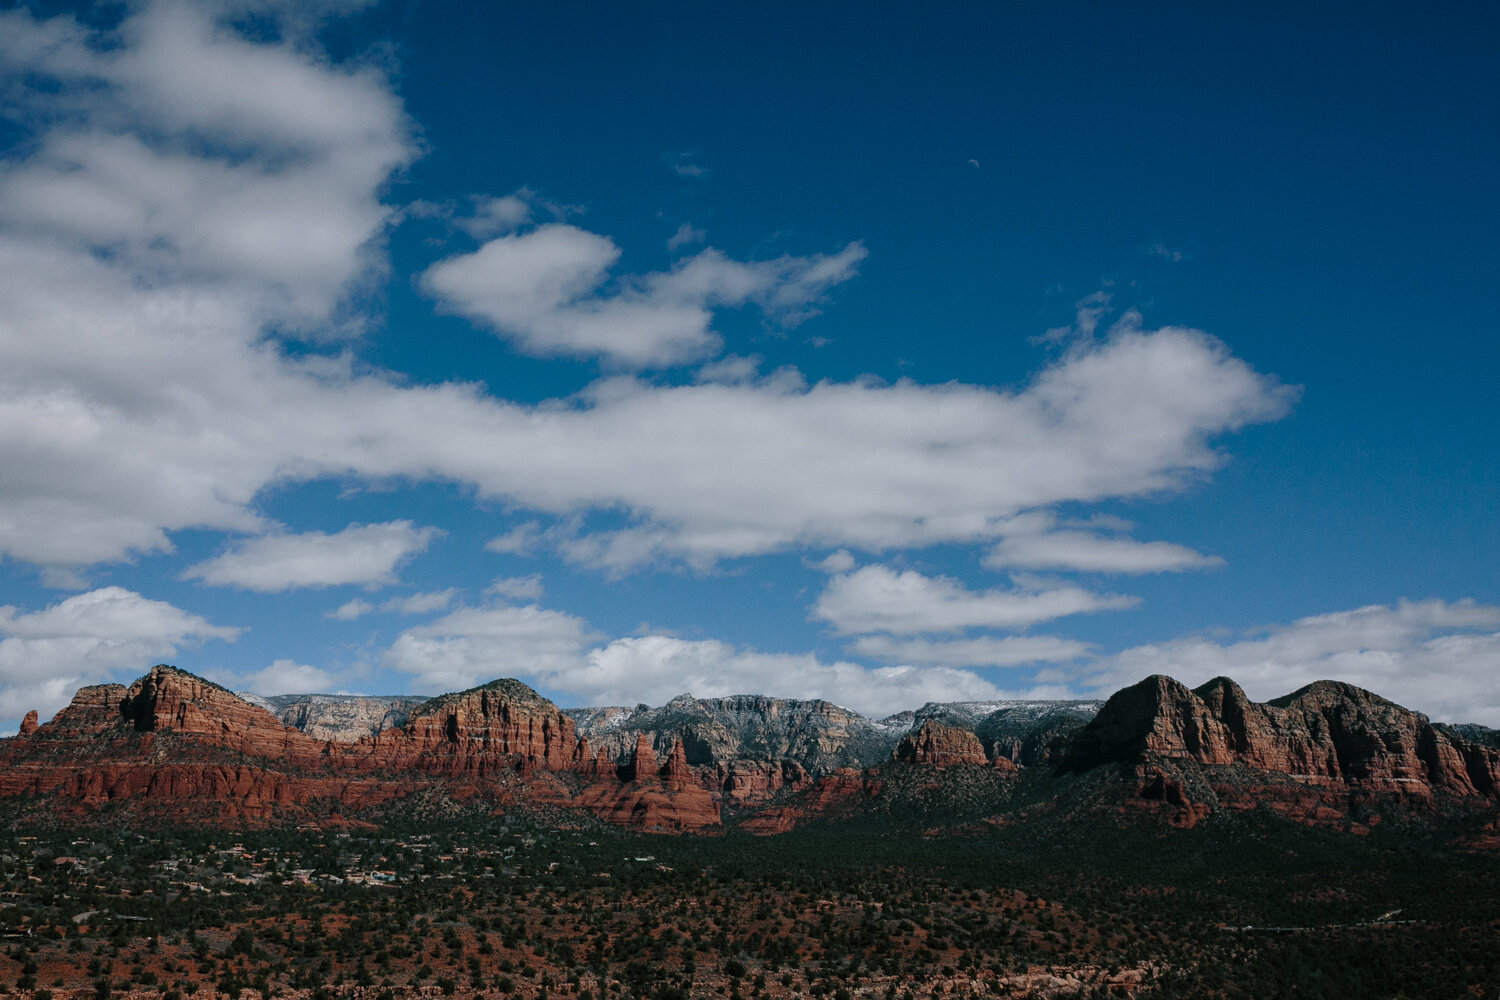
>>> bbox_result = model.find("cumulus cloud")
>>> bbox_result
[184,521,440,592]
[236,659,347,696]
[811,564,1137,635]
[1081,599,1500,726]
[458,193,535,239]
[383,602,1006,717]
[0,2,411,327]
[985,511,1223,574]
[422,227,867,367]
[0,0,1293,586]
[385,603,601,694]
[0,587,239,728]
[558,636,1004,718]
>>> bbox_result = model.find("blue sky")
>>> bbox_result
[1,0,1497,730]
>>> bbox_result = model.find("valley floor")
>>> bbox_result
[2,811,1498,1000]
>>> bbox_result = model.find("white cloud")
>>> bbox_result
[383,602,1006,717]
[812,564,1137,635]
[329,599,375,621]
[0,3,411,328]
[458,193,534,239]
[668,222,706,251]
[0,2,1293,584]
[486,575,544,601]
[558,636,1003,718]
[814,550,857,574]
[985,511,1223,574]
[385,603,601,694]
[485,522,546,556]
[328,589,457,620]
[1081,599,1500,727]
[237,659,346,696]
[694,354,762,384]
[1039,290,1113,345]
[394,590,458,615]
[850,634,1092,668]
[184,521,440,592]
[0,586,239,726]
[422,226,867,367]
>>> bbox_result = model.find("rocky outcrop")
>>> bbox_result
[395,679,578,766]
[663,738,692,781]
[628,733,658,780]
[894,721,988,766]
[0,666,721,832]
[4,667,1497,835]
[1069,674,1500,799]
[711,759,812,807]
[246,693,424,742]
[118,666,327,764]
[17,710,37,736]
[566,693,906,773]
[573,736,720,832]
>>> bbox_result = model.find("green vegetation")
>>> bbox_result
[1,808,1497,999]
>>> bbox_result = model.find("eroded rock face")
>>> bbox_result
[0,666,721,832]
[566,693,905,773]
[710,759,813,807]
[894,721,988,766]
[118,666,326,765]
[397,679,578,767]
[253,694,424,742]
[4,666,1497,835]
[17,710,37,736]
[1069,674,1500,798]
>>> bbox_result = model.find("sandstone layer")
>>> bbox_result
[1069,674,1500,803]
[3,666,1497,835]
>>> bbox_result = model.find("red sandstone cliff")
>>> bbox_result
[1068,674,1500,800]
[893,720,989,766]
[3,666,1497,835]
[0,666,718,830]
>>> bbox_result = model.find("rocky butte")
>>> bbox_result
[1,665,1497,835]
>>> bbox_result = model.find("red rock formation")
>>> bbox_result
[572,735,721,832]
[710,759,812,807]
[0,666,736,833]
[663,738,692,782]
[392,679,577,768]
[573,778,721,833]
[1071,674,1500,800]
[5,666,1497,836]
[17,710,37,736]
[894,721,988,766]
[738,768,882,834]
[628,733,658,780]
[120,666,327,765]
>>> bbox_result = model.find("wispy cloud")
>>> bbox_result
[328,589,458,620]
[664,151,710,178]
[421,226,867,367]
[811,563,1137,635]
[985,511,1223,574]
[667,222,706,251]
[185,522,441,592]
